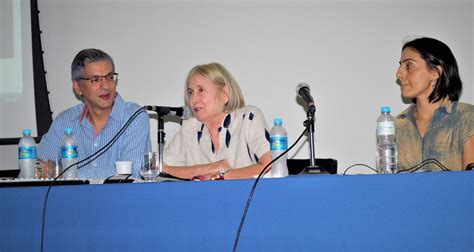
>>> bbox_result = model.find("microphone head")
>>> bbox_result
[182,106,192,120]
[144,105,156,111]
[296,82,310,95]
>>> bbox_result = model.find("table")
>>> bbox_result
[1,171,473,251]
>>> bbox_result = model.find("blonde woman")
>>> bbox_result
[163,63,271,180]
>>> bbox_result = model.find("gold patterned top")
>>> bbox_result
[395,99,474,171]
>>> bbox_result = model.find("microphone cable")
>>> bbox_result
[232,127,308,252]
[466,163,474,171]
[397,158,450,172]
[342,164,377,175]
[103,174,133,184]
[342,158,451,175]
[40,106,146,252]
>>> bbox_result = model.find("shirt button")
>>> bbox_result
[94,143,98,147]
[93,163,97,167]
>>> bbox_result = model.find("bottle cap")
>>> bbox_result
[274,118,283,126]
[22,129,31,135]
[380,106,390,113]
[64,128,73,135]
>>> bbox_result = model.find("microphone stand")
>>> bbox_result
[157,113,165,175]
[303,106,326,174]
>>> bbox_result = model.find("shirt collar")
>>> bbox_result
[397,98,457,120]
[437,98,456,114]
[197,111,233,133]
[108,93,124,122]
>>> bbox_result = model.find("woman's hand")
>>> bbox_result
[190,172,225,181]
[163,160,231,180]
[209,159,231,174]
[189,160,230,181]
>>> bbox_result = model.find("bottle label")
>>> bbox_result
[377,122,395,135]
[18,146,37,159]
[61,145,78,158]
[271,136,288,151]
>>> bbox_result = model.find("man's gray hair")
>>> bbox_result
[71,48,115,81]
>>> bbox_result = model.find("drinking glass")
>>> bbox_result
[49,159,63,179]
[35,160,46,179]
[36,159,62,179]
[141,152,159,182]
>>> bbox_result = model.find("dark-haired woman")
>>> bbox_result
[395,37,474,171]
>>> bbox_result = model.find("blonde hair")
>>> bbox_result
[184,62,245,113]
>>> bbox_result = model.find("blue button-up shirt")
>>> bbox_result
[38,94,151,178]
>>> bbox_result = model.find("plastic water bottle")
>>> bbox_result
[376,106,398,174]
[18,129,37,179]
[61,128,78,179]
[270,118,289,178]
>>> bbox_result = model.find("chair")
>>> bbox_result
[287,158,338,175]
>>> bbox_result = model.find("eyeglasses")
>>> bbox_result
[78,73,118,85]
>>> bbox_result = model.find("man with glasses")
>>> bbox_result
[38,48,151,179]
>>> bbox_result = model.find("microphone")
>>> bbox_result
[296,82,315,112]
[144,105,192,119]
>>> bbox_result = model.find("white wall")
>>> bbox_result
[3,0,473,173]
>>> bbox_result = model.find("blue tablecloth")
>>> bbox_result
[1,172,473,251]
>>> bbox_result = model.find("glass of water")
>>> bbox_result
[36,159,63,179]
[49,159,63,179]
[141,152,159,182]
